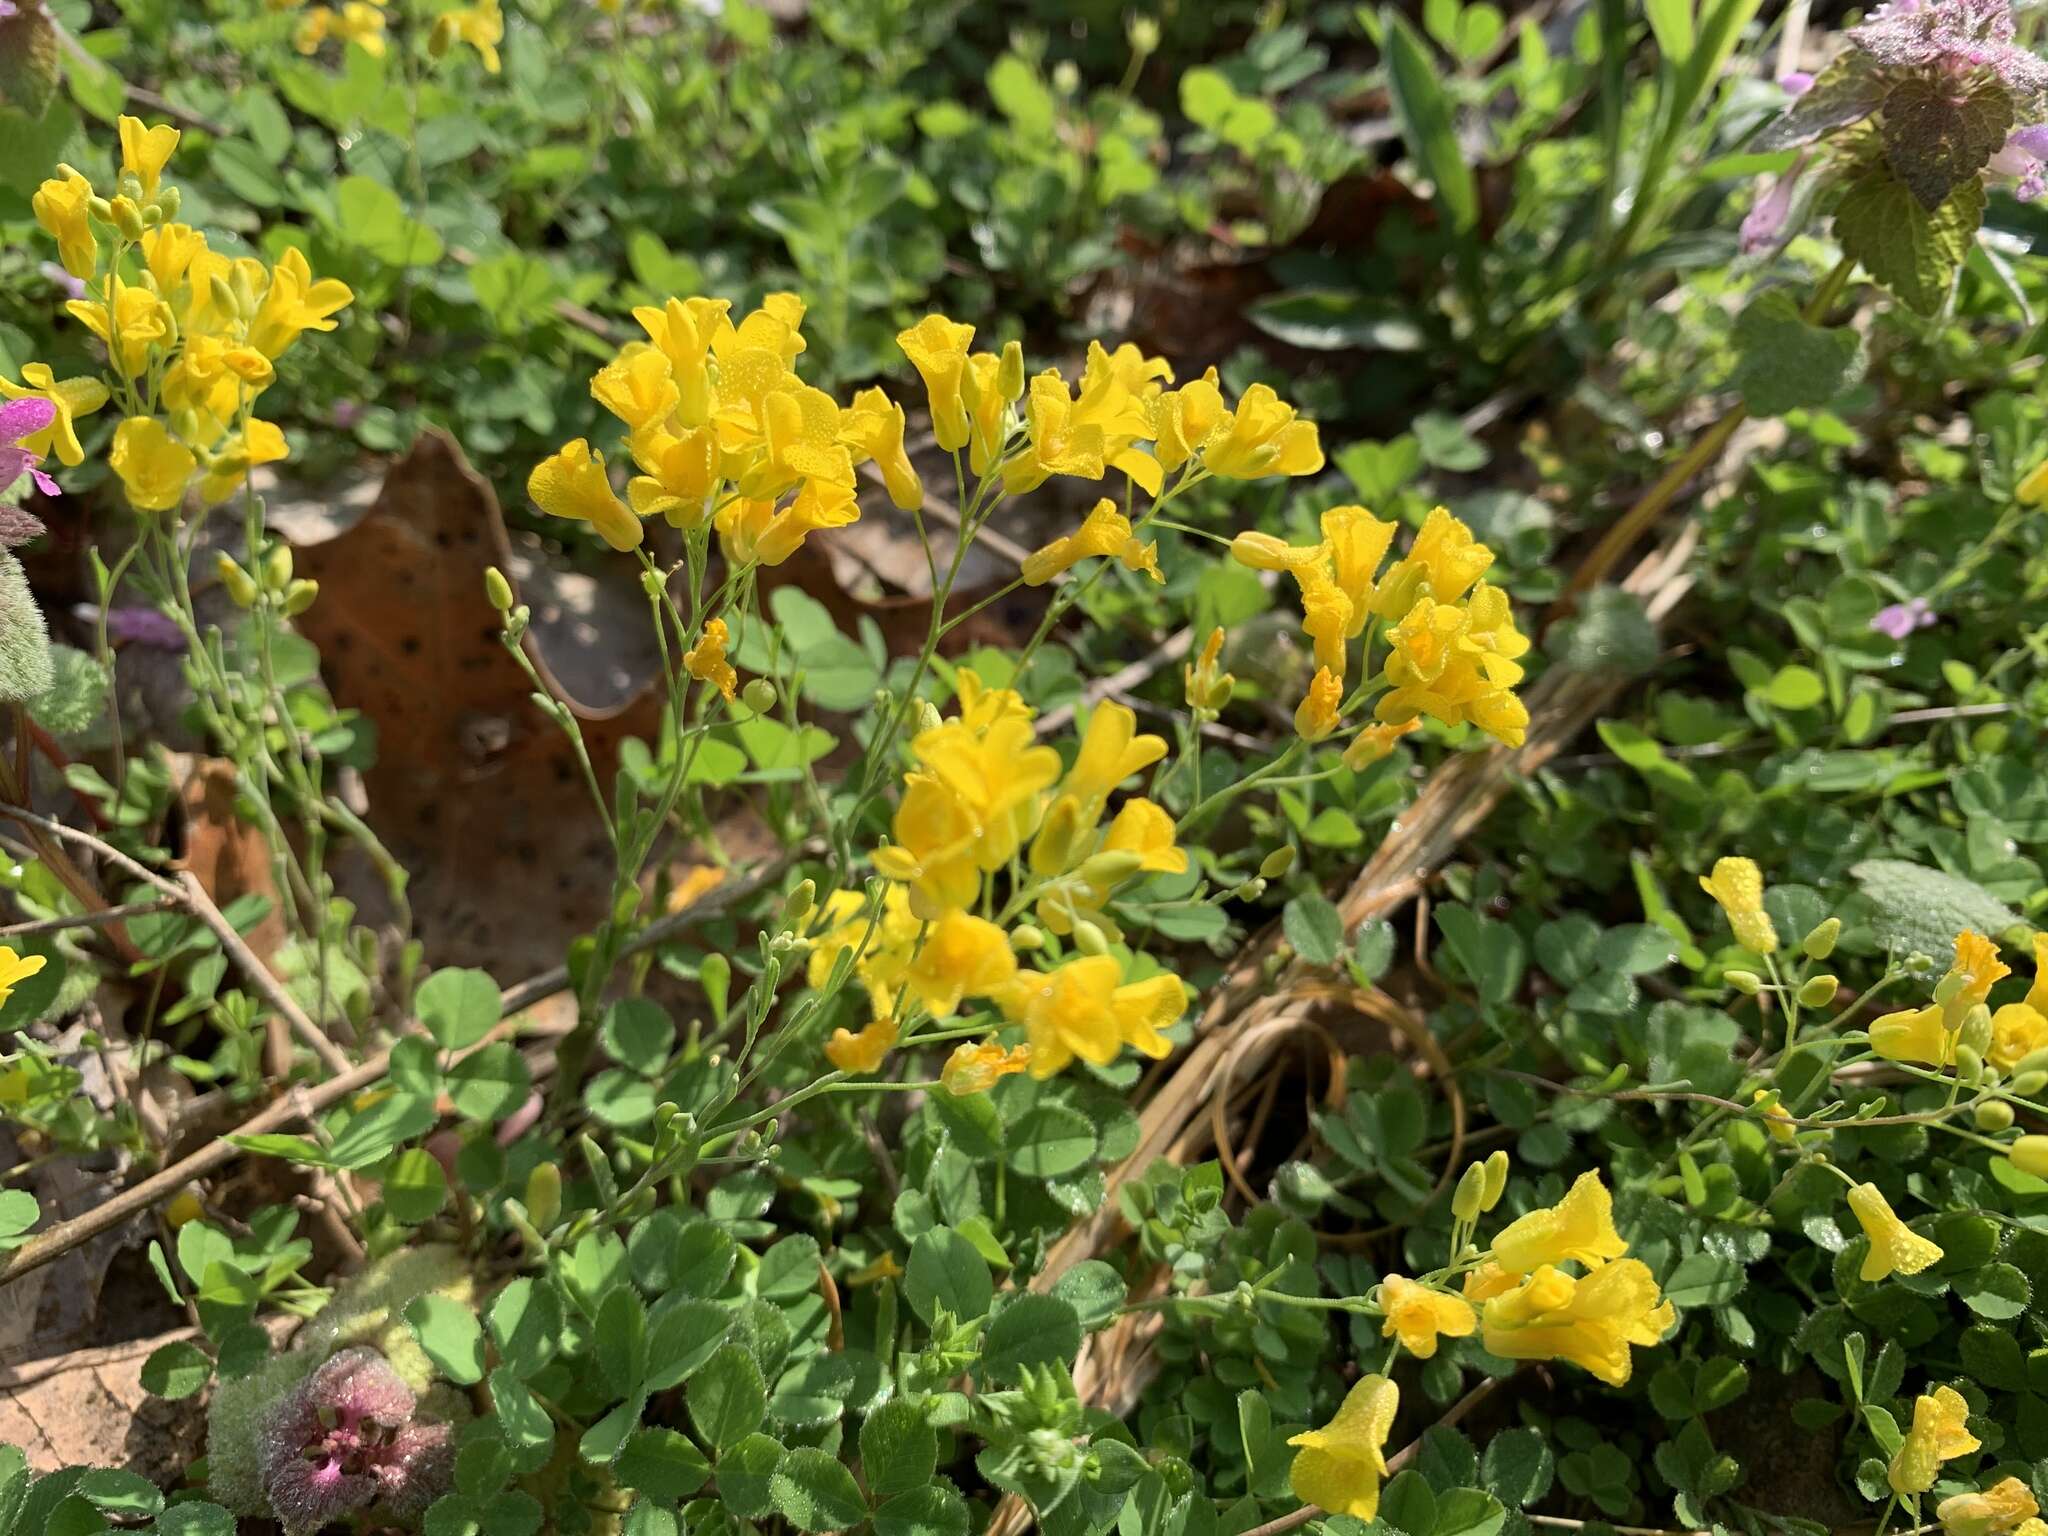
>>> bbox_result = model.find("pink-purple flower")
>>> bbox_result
[258,1348,454,1536]
[0,398,59,500]
[1870,596,1936,640]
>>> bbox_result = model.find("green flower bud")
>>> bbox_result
[209,273,242,323]
[1072,919,1109,957]
[784,878,815,926]
[1481,1149,1509,1210]
[742,678,777,713]
[1079,849,1146,887]
[1797,974,1838,1008]
[998,339,1025,401]
[1725,969,1762,995]
[156,185,181,220]
[914,700,943,735]
[2010,1069,2047,1097]
[698,951,731,1018]
[110,194,147,241]
[1233,878,1267,902]
[1975,1099,2015,1133]
[429,14,456,55]
[524,1161,561,1233]
[1954,1044,1984,1085]
[1934,970,1968,1008]
[1801,917,1841,960]
[2017,1047,2048,1078]
[262,542,293,592]
[1258,846,1297,881]
[2012,1134,2048,1179]
[1451,1161,1488,1222]
[215,553,257,608]
[1010,924,1045,951]
[88,194,114,223]
[638,566,664,600]
[1128,14,1161,52]
[1959,1003,1994,1057]
[484,566,514,612]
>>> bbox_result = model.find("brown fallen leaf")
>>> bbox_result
[174,756,287,968]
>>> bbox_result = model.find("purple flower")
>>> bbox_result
[0,397,59,500]
[258,1348,454,1536]
[1988,122,2048,199]
[1849,0,2048,102]
[330,400,363,429]
[1870,597,1936,640]
[1779,71,1816,96]
[38,262,86,301]
[1741,153,1809,255]
[90,605,188,651]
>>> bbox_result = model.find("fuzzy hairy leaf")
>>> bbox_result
[1834,171,1983,317]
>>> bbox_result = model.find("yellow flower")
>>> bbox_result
[199,417,289,505]
[1460,1259,1523,1305]
[1100,798,1187,876]
[1003,371,1108,494]
[1888,1386,1979,1495]
[1155,370,1230,472]
[246,248,353,359]
[33,170,97,281]
[1286,1374,1397,1521]
[1021,498,1161,586]
[0,366,109,467]
[825,1017,898,1075]
[109,417,196,512]
[1342,719,1420,770]
[592,344,680,434]
[1064,700,1168,811]
[1378,1274,1476,1360]
[2026,932,2048,1015]
[874,772,984,919]
[897,314,975,451]
[1480,1259,1674,1386]
[141,221,209,297]
[1372,507,1495,619]
[1699,856,1779,955]
[959,346,1022,476]
[1071,340,1169,494]
[1987,1003,2048,1071]
[530,439,641,550]
[1229,529,1328,574]
[0,947,49,1009]
[1490,1170,1629,1273]
[904,910,1018,1018]
[1751,1090,1797,1144]
[437,0,504,71]
[67,281,171,378]
[1295,667,1343,742]
[1201,383,1323,479]
[684,617,738,701]
[2021,459,2048,507]
[941,1040,1033,1095]
[297,1,387,54]
[1299,570,1354,679]
[908,713,1063,873]
[1871,1004,1953,1067]
[1938,1479,2040,1536]
[634,296,730,425]
[808,886,920,1021]
[1184,625,1233,712]
[747,479,861,567]
[627,424,719,528]
[1847,1183,1943,1282]
[1323,505,1400,618]
[1950,930,2010,1010]
[842,387,922,511]
[117,116,181,198]
[992,955,1185,1077]
[739,386,855,501]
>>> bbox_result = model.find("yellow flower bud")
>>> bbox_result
[215,553,257,608]
[1480,1149,1509,1211]
[1071,919,1109,957]
[1726,969,1762,995]
[1078,849,1146,887]
[1974,1100,2015,1133]
[1452,1161,1489,1222]
[2012,1135,2048,1178]
[1797,975,1838,1007]
[282,578,319,617]
[997,339,1025,401]
[262,541,293,592]
[485,566,515,612]
[110,195,147,241]
[1802,917,1841,960]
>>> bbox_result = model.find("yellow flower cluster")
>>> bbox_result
[285,0,390,58]
[1888,1385,1977,1495]
[1872,929,2046,1071]
[26,119,353,515]
[811,675,1188,1083]
[1232,506,1530,750]
[1939,1481,2040,1536]
[1460,1171,1673,1386]
[530,293,918,562]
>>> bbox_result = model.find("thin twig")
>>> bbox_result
[0,899,173,940]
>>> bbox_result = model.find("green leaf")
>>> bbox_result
[417,967,502,1051]
[487,1277,562,1379]
[1850,859,2019,965]
[384,1146,449,1225]
[861,1400,938,1497]
[1004,1104,1097,1179]
[1283,893,1345,967]
[758,1234,822,1300]
[644,1298,730,1391]
[1881,75,2012,211]
[904,1227,993,1326]
[155,1504,237,1536]
[447,1042,532,1122]
[334,174,445,266]
[406,1294,486,1385]
[601,998,675,1077]
[689,1343,767,1450]
[874,1483,971,1536]
[1245,291,1425,352]
[325,1092,437,1169]
[1762,665,1825,711]
[1050,1260,1127,1330]
[1728,291,1862,418]
[0,1188,38,1248]
[1664,1253,1745,1308]
[981,1294,1082,1385]
[616,1428,711,1502]
[1481,1426,1554,1507]
[140,1340,213,1400]
[770,1447,869,1532]
[1957,1262,2030,1321]
[718,1433,787,1520]
[1435,904,1526,1010]
[596,1284,649,1396]
[76,1468,162,1517]
[1835,171,1983,318]
[1380,9,1479,232]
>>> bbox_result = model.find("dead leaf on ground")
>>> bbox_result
[173,755,287,967]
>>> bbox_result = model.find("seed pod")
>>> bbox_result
[1801,917,1841,960]
[1258,846,1297,881]
[742,678,777,713]
[215,553,257,608]
[1975,1099,2016,1133]
[1481,1149,1510,1210]
[1797,974,1838,1008]
[1726,969,1762,995]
